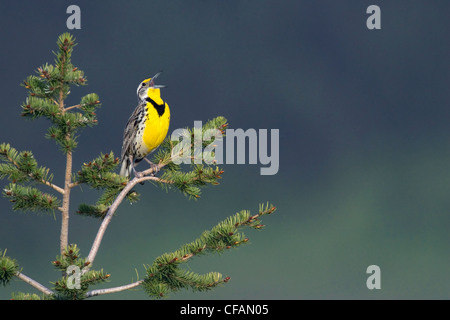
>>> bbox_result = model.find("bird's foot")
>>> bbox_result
[144,158,159,176]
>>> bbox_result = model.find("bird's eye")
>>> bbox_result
[141,82,146,87]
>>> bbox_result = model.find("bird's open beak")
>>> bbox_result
[149,71,165,88]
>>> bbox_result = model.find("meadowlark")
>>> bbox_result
[119,72,170,177]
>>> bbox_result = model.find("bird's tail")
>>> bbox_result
[119,157,132,178]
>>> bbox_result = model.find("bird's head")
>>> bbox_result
[136,72,165,101]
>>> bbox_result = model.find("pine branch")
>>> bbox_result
[1,249,54,296]
[52,267,110,300]
[80,203,275,299]
[20,33,100,155]
[64,104,80,112]
[156,165,224,199]
[11,292,50,300]
[85,280,143,298]
[3,183,60,213]
[140,204,276,299]
[21,33,101,254]
[77,203,110,219]
[75,152,124,189]
[74,151,138,217]
[84,174,147,266]
[0,249,19,286]
[60,146,72,254]
[51,244,110,300]
[0,143,64,194]
[15,271,54,296]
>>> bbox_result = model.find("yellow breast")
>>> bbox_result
[142,89,170,154]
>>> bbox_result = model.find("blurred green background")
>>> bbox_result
[1,1,449,299]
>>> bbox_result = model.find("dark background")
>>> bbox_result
[1,1,449,299]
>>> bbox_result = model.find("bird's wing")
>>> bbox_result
[120,101,145,161]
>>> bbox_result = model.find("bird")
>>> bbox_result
[119,72,170,178]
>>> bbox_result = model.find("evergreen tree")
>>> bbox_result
[0,33,276,300]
